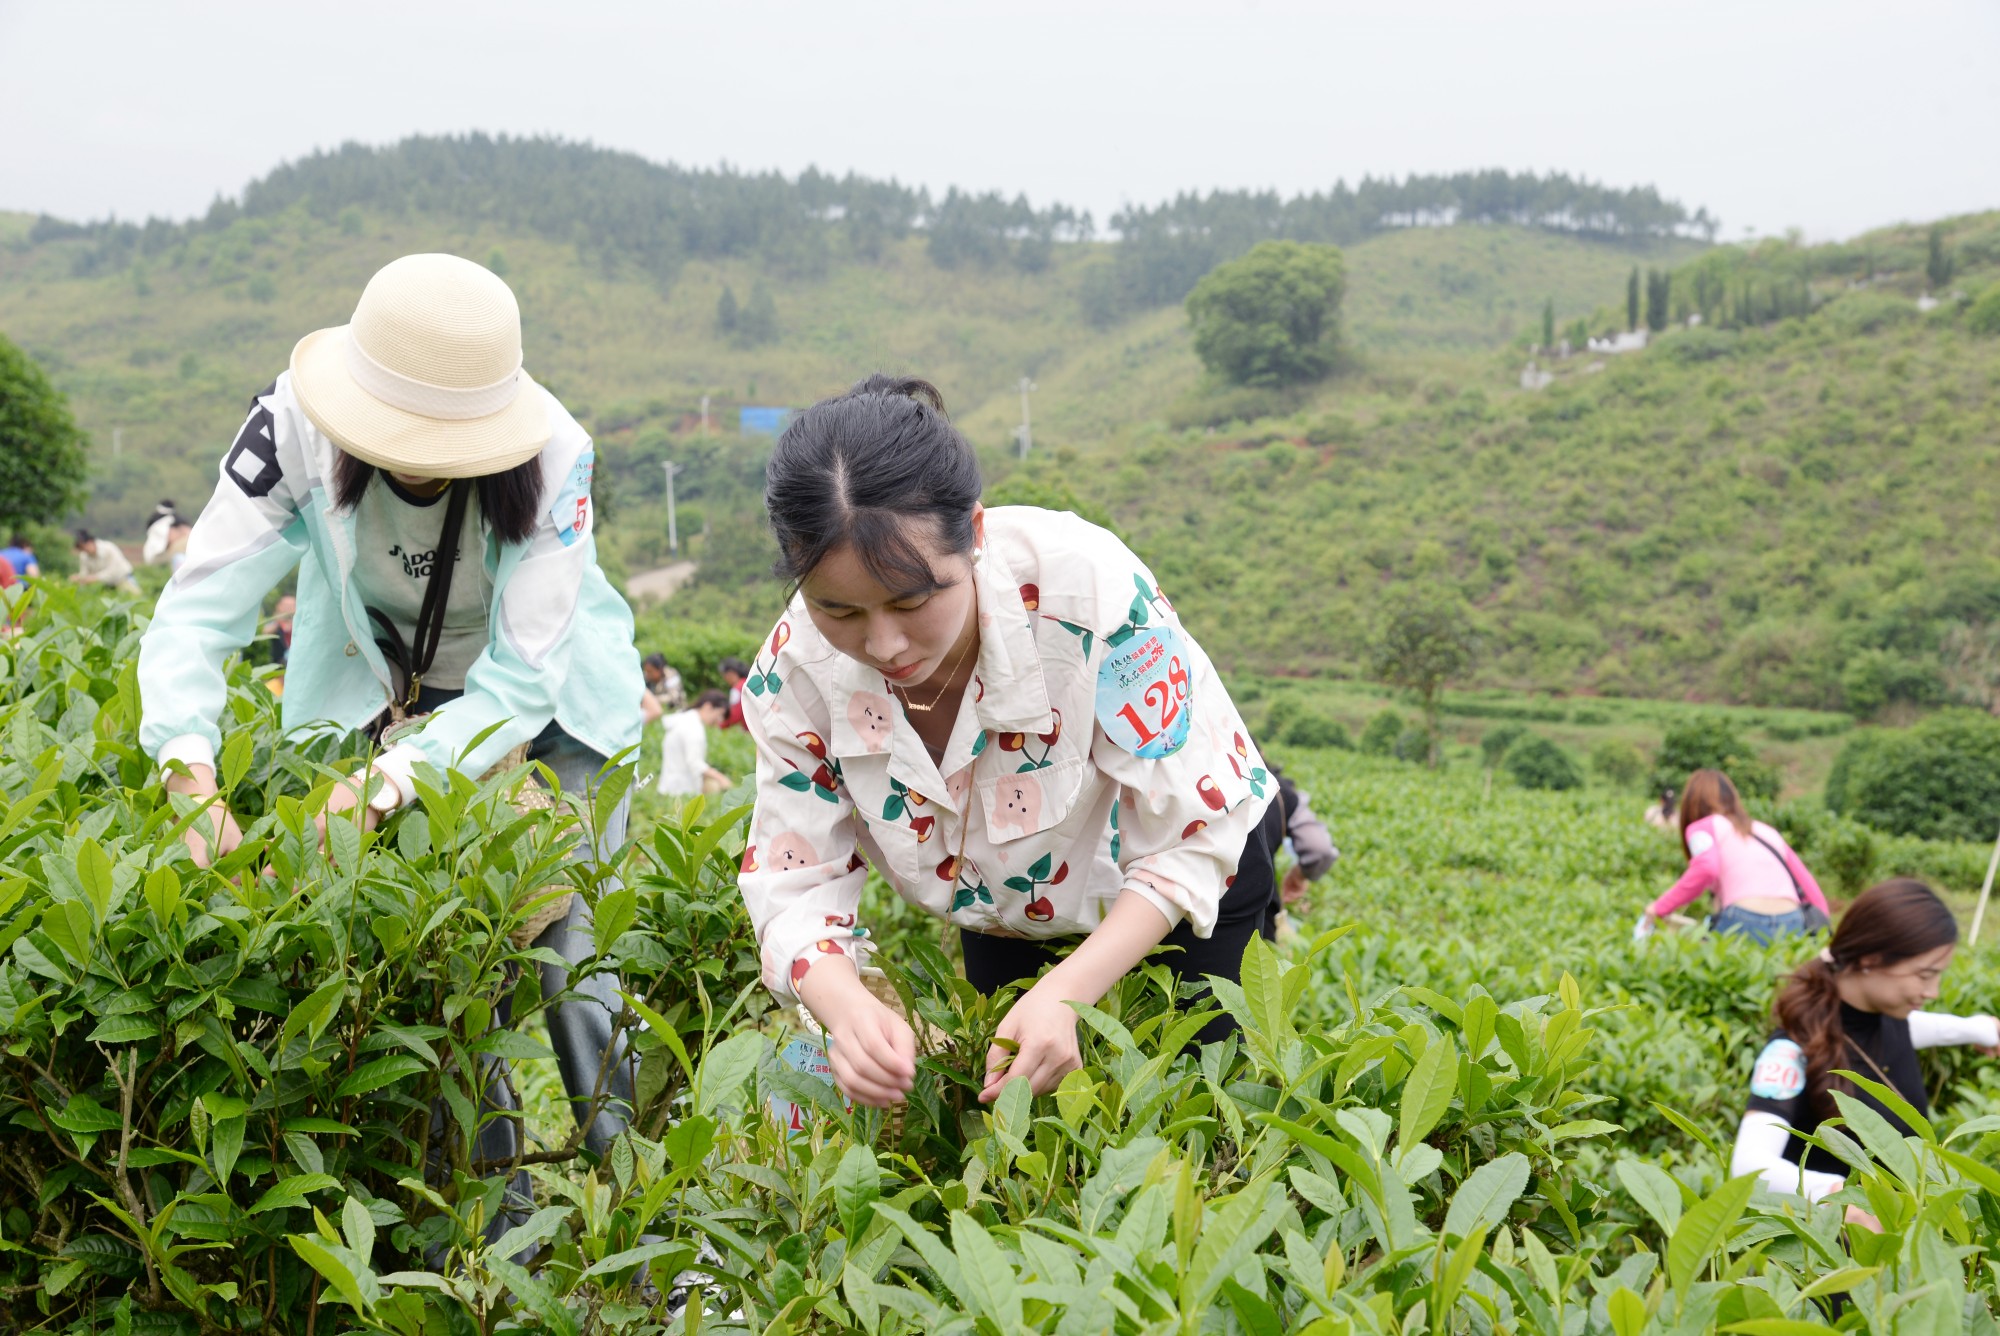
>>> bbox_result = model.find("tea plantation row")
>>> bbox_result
[2,588,1997,1333]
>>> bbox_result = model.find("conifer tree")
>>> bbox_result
[1541,298,1555,350]
[1645,269,1670,332]
[1626,267,1640,331]
[1927,224,1956,292]
[739,283,779,346]
[715,285,739,335]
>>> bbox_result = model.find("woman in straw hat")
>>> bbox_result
[137,252,644,1161]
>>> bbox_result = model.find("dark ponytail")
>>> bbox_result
[764,374,982,590]
[1772,877,1957,1117]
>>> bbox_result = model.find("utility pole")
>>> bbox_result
[699,394,711,433]
[1015,376,1036,461]
[662,461,683,555]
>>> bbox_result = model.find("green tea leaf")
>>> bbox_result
[695,1030,763,1116]
[219,729,255,793]
[247,1174,340,1214]
[334,1054,429,1098]
[286,1234,380,1313]
[484,1208,572,1272]
[1829,1091,1920,1187]
[87,1014,156,1044]
[76,840,115,923]
[592,886,637,957]
[1189,1180,1286,1307]
[1667,1172,1757,1294]
[1443,1152,1530,1240]
[949,1212,1022,1331]
[1239,934,1293,1050]
[1606,1285,1647,1336]
[582,1238,688,1277]
[1615,1159,1683,1237]
[1460,993,1499,1061]
[1399,1036,1457,1149]
[834,1143,881,1241]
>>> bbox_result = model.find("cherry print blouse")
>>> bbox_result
[738,507,1274,1004]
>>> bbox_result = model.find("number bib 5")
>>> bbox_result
[1096,624,1194,758]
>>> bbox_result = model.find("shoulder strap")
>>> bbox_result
[369,479,475,710]
[1842,1033,1899,1095]
[1750,830,1807,907]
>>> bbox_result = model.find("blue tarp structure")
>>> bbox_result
[740,406,792,436]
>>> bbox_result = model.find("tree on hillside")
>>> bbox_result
[1927,224,1956,292]
[715,285,739,336]
[735,283,779,347]
[1541,298,1555,350]
[1370,584,1477,767]
[1646,716,1778,803]
[0,334,89,534]
[1645,268,1671,332]
[1184,241,1347,388]
[1626,267,1640,332]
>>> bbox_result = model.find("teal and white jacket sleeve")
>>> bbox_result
[138,382,313,775]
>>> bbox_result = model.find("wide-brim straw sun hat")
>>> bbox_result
[289,253,549,478]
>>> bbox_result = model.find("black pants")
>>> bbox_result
[959,794,1283,1045]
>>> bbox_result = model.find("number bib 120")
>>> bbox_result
[1096,623,1194,758]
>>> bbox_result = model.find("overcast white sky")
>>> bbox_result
[4,0,1996,242]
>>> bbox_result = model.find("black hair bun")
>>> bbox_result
[847,373,946,416]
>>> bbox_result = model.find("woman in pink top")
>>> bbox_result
[1642,769,1829,945]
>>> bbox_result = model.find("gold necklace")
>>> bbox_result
[893,617,979,714]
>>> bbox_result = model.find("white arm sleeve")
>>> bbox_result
[1908,1011,2000,1049]
[1730,1112,1845,1203]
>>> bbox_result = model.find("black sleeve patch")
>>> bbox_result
[223,399,280,499]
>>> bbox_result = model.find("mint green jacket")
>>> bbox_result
[138,372,642,798]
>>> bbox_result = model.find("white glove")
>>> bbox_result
[1632,912,1656,942]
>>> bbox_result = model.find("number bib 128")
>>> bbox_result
[1096,623,1194,758]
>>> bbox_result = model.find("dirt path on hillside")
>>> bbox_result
[626,560,698,602]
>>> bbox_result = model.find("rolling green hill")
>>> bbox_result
[5,140,1998,720]
[0,193,1687,536]
[1055,219,2000,713]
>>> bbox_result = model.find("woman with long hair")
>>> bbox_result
[736,376,1282,1109]
[1639,768,1829,944]
[1730,879,1999,1210]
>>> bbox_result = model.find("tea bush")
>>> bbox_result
[1648,715,1779,802]
[1825,710,2000,841]
[1587,738,1648,791]
[1502,735,1583,791]
[6,589,2000,1331]
[1359,709,1406,756]
[1479,722,1528,768]
[1283,711,1354,751]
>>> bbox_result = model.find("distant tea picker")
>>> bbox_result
[736,376,1284,1109]
[134,252,645,1180]
[1636,768,1828,945]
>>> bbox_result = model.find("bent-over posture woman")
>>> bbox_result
[1642,768,1828,945]
[137,253,644,1160]
[1730,878,1999,1215]
[737,377,1281,1108]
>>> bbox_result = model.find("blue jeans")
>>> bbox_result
[1711,903,1811,946]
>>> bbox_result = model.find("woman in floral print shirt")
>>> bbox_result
[739,376,1281,1108]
